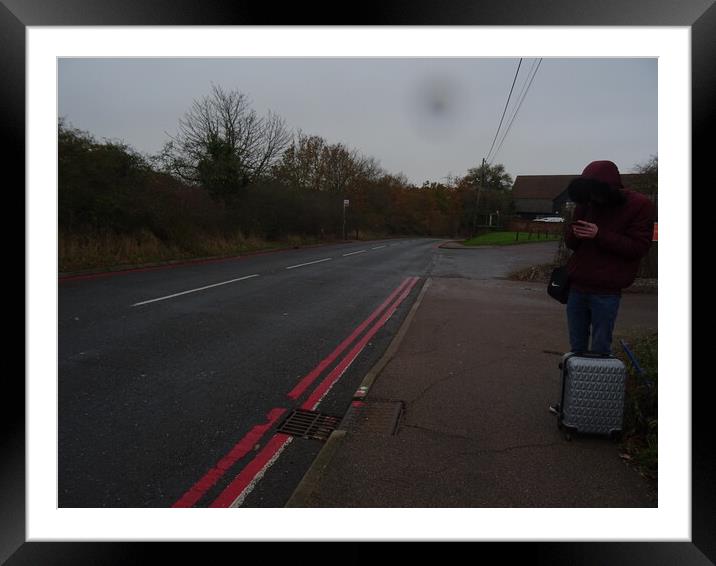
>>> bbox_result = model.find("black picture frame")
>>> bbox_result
[6,1,708,564]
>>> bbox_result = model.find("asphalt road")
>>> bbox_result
[59,238,443,507]
[59,238,559,508]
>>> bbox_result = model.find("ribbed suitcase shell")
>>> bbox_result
[560,353,626,435]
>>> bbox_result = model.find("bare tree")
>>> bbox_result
[273,132,383,194]
[160,84,291,201]
[632,155,658,200]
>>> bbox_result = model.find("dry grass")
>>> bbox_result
[59,231,179,272]
[508,263,556,283]
[353,230,392,241]
[58,230,319,273]
[508,262,657,294]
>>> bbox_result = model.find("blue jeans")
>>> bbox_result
[566,289,621,354]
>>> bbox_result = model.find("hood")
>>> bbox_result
[581,160,624,189]
[567,160,627,206]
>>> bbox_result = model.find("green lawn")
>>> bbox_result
[463,231,561,246]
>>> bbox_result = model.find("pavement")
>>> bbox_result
[286,244,658,508]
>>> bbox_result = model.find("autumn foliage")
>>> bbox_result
[58,87,516,270]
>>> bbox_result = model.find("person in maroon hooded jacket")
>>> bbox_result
[549,160,655,414]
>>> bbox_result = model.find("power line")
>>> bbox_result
[485,58,523,163]
[489,58,543,165]
[489,58,540,164]
[487,59,536,163]
[509,58,539,122]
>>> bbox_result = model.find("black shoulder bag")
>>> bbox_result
[547,265,570,304]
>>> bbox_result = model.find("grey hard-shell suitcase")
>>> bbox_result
[557,352,626,439]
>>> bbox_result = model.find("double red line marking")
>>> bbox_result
[300,277,418,411]
[172,408,287,509]
[173,276,420,508]
[287,276,416,401]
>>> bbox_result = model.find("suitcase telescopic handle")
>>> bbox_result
[619,340,644,375]
[572,351,613,358]
[619,339,655,390]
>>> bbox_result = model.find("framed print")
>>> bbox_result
[6,0,709,563]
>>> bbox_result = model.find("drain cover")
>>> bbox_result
[276,409,342,441]
[345,401,403,435]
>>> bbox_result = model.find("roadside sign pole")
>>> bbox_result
[343,199,349,240]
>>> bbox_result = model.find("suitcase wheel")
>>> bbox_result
[557,419,572,440]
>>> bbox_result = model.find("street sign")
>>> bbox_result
[344,199,350,207]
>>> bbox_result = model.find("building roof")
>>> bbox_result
[512,174,645,200]
[511,175,576,200]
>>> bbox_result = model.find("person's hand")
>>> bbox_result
[572,220,599,239]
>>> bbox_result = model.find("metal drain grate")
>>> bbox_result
[276,409,342,441]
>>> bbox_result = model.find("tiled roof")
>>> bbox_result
[511,175,576,200]
[512,174,645,200]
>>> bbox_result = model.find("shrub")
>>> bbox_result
[616,331,658,480]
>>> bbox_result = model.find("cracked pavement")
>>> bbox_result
[294,242,658,508]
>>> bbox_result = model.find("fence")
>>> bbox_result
[637,243,658,278]
[506,218,565,237]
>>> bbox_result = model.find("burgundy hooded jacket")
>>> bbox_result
[565,161,656,295]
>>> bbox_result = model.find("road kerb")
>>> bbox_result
[284,430,346,508]
[355,276,432,393]
[284,277,432,507]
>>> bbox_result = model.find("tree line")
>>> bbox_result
[59,85,517,268]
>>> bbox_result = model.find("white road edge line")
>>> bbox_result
[371,245,387,250]
[285,257,333,270]
[229,436,294,508]
[342,250,367,256]
[131,274,260,307]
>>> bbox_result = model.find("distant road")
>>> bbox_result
[58,237,558,507]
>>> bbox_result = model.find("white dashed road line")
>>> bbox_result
[131,243,402,307]
[131,274,260,307]
[285,257,333,270]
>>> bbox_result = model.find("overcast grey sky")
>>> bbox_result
[58,58,657,185]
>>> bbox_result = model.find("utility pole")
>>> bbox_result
[471,157,486,236]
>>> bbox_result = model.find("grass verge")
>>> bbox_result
[614,331,658,488]
[59,231,324,274]
[59,230,396,274]
[463,231,561,246]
